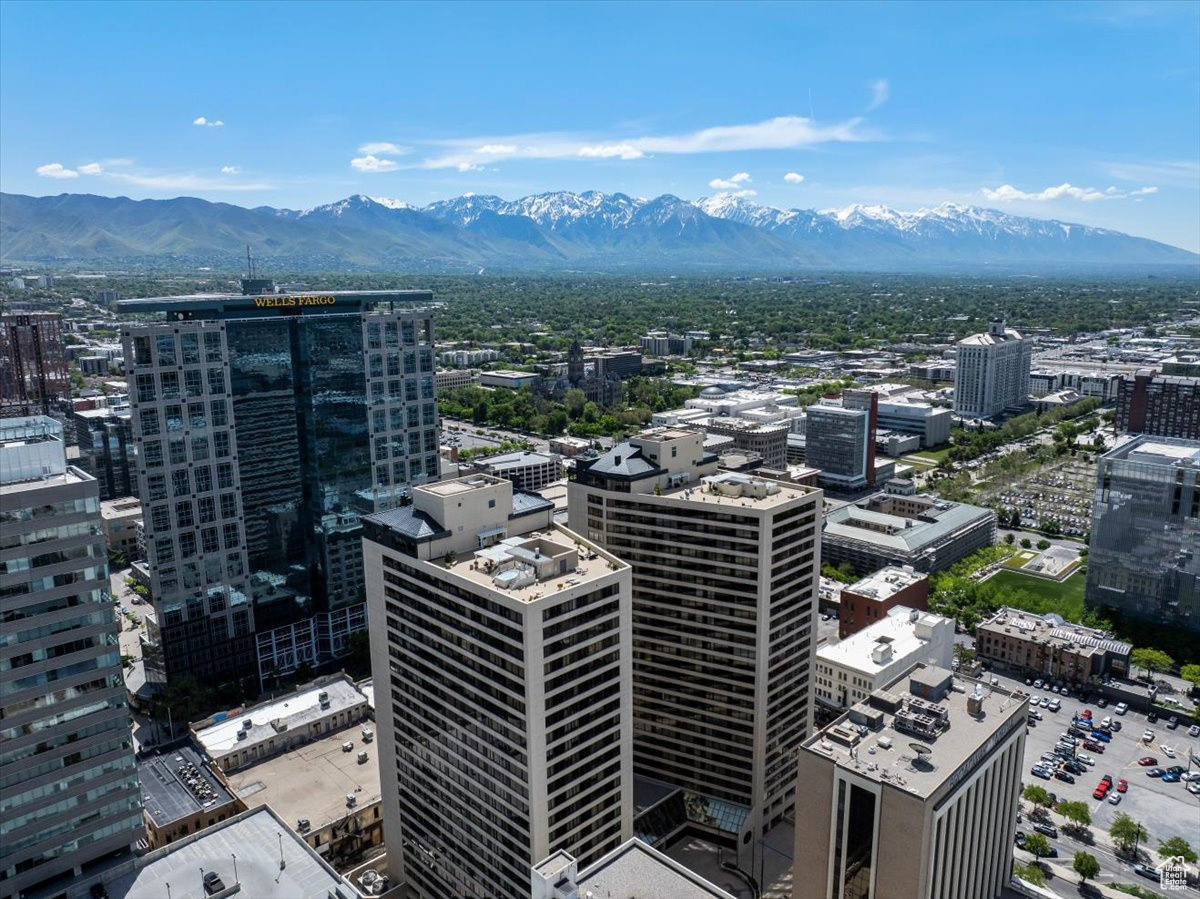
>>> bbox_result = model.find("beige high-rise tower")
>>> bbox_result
[567,427,823,860]
[363,474,633,898]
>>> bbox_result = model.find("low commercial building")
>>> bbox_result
[100,496,142,561]
[815,607,955,716]
[192,674,370,773]
[435,368,477,391]
[795,665,1027,899]
[549,435,593,457]
[839,566,930,639]
[222,721,384,872]
[703,416,791,470]
[107,805,357,899]
[846,388,951,449]
[480,369,540,390]
[822,492,996,575]
[473,449,563,492]
[975,607,1132,682]
[532,839,735,899]
[140,744,243,849]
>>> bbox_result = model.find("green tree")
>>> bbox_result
[1180,664,1200,691]
[1023,832,1051,859]
[1072,851,1100,884]
[1036,539,1051,551]
[1110,814,1149,855]
[1013,863,1045,886]
[1020,538,1032,549]
[1058,800,1092,830]
[1158,836,1198,864]
[1131,648,1174,678]
[1022,784,1051,815]
[1004,532,1015,545]
[107,548,127,570]
[563,388,586,419]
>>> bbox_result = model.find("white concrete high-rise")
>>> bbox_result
[567,427,823,858]
[363,474,633,899]
[953,318,1032,419]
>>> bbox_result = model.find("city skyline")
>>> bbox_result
[1,2,1198,252]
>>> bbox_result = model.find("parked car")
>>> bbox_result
[1015,831,1027,847]
[1162,771,1182,783]
[1108,792,1122,804]
[202,872,226,896]
[1096,697,1109,708]
[1047,699,1061,712]
[1032,821,1058,838]
[1076,754,1095,766]
[1039,697,1050,708]
[1147,710,1159,723]
[1142,730,1155,742]
[1137,756,1158,766]
[1134,863,1161,880]
[1031,766,1052,780]
[1083,740,1105,753]
[1189,724,1200,738]
[1100,774,1114,786]
[1147,768,1165,777]
[1160,744,1176,757]
[1117,778,1129,792]
[1034,679,1044,689]
[1090,730,1111,742]
[1115,702,1128,715]
[1093,786,1109,800]
[1100,716,1113,729]
[1167,715,1179,729]
[1109,720,1122,731]
[1166,765,1185,776]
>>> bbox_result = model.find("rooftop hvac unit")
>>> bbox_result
[236,729,247,741]
[242,718,252,729]
[319,690,329,702]
[346,793,357,807]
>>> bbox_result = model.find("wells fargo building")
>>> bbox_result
[119,285,439,688]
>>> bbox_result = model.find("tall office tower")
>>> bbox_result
[1085,435,1200,632]
[953,318,1032,419]
[1114,370,1200,440]
[0,417,142,899]
[806,404,873,490]
[72,407,135,500]
[362,474,632,899]
[0,313,69,417]
[567,428,822,854]
[795,665,1027,899]
[119,284,438,689]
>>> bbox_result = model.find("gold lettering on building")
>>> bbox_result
[251,295,338,308]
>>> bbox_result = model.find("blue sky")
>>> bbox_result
[2,1,1198,251]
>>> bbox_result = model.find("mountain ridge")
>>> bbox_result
[2,190,1196,272]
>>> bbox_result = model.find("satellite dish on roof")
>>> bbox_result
[910,743,932,757]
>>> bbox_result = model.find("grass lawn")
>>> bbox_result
[907,443,953,464]
[986,568,1088,621]
[1002,550,1039,570]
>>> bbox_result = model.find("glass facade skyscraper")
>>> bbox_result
[1085,435,1200,632]
[1,417,142,899]
[119,287,439,689]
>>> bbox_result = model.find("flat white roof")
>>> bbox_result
[817,607,949,671]
[194,678,366,759]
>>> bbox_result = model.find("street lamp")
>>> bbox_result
[231,853,238,884]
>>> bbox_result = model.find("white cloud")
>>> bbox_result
[784,172,805,184]
[36,163,79,179]
[709,172,752,189]
[981,182,1158,202]
[412,114,870,170]
[456,162,484,172]
[351,155,399,173]
[1103,160,1197,187]
[577,143,644,160]
[77,162,104,175]
[358,142,409,156]
[220,165,241,174]
[867,79,889,111]
[193,116,224,127]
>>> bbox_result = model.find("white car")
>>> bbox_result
[1181,771,1200,782]
[1034,679,1045,689]
[1143,730,1155,742]
[1048,699,1061,712]
[1189,724,1200,738]
[1040,697,1051,708]
[1108,792,1122,804]
[1114,702,1128,715]
[1076,754,1095,766]
[1061,687,1070,697]
[1159,744,1176,757]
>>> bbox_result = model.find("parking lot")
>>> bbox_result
[981,455,1098,539]
[985,669,1200,862]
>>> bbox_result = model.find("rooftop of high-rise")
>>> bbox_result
[802,664,1027,800]
[1105,434,1200,466]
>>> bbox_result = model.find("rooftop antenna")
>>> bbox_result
[246,245,256,279]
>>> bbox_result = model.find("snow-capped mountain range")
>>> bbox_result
[2,189,1196,271]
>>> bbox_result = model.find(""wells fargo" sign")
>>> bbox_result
[252,295,337,308]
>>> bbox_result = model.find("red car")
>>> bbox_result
[1117,778,1129,793]
[1093,783,1110,799]
[1083,740,1105,753]
[1081,709,1092,719]
[1138,756,1158,766]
